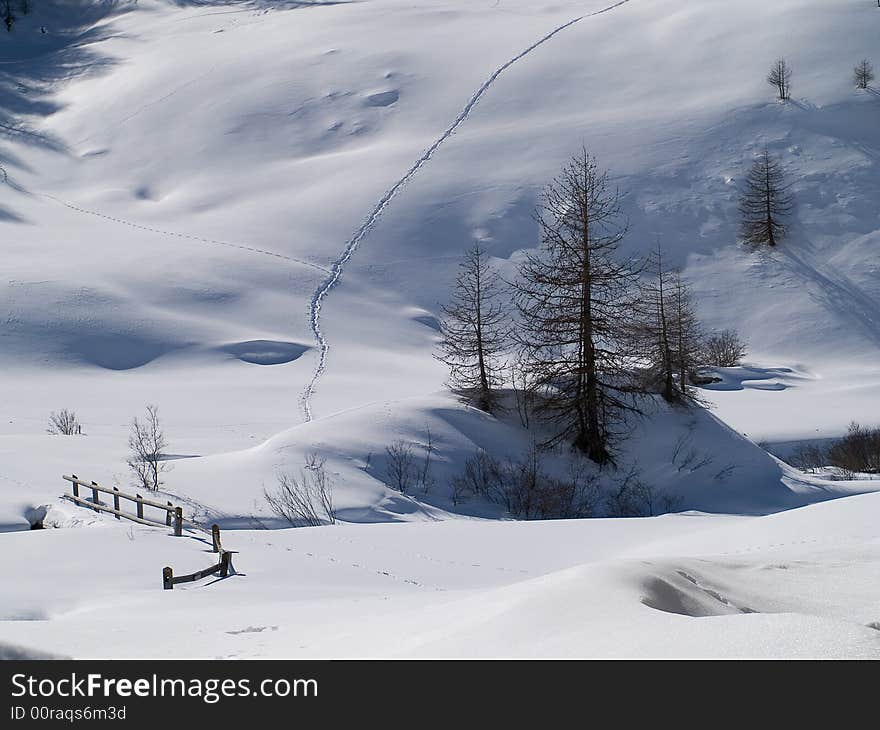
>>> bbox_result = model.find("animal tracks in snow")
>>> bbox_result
[299,0,634,421]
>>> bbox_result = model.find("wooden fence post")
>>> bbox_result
[162,567,174,590]
[219,551,230,578]
[113,487,121,519]
[90,481,100,512]
[166,502,173,527]
[174,507,183,537]
[212,524,221,553]
[136,494,144,520]
[71,474,79,499]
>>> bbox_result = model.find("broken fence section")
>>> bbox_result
[163,524,237,590]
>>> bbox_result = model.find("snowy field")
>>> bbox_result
[2,0,880,658]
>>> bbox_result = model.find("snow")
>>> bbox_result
[2,0,880,657]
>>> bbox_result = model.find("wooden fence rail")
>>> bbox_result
[62,474,183,535]
[61,475,239,590]
[163,525,236,590]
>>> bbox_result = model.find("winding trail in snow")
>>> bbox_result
[299,0,633,421]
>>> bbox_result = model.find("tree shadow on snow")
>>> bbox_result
[0,0,127,217]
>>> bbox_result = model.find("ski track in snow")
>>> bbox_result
[299,0,634,421]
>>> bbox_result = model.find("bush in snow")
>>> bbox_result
[453,445,601,519]
[703,329,747,367]
[385,440,416,494]
[47,408,83,435]
[827,423,880,476]
[790,443,826,474]
[264,453,335,527]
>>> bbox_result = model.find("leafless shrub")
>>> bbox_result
[510,357,537,430]
[451,446,600,519]
[47,409,83,435]
[605,468,653,517]
[550,460,602,518]
[703,329,747,367]
[661,493,685,513]
[127,404,168,491]
[451,449,503,506]
[790,443,826,473]
[828,422,880,475]
[264,453,335,527]
[385,440,416,494]
[670,432,713,473]
[712,464,737,481]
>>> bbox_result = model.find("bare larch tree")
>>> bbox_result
[854,59,875,89]
[767,58,792,100]
[669,272,703,401]
[739,150,793,246]
[636,243,677,402]
[636,247,703,402]
[514,148,640,464]
[436,242,507,412]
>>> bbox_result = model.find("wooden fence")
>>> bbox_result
[61,474,239,590]
[62,474,183,535]
[162,524,237,590]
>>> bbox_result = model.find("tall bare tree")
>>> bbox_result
[767,58,792,100]
[127,404,168,491]
[739,150,794,246]
[669,273,703,401]
[436,243,507,412]
[636,243,676,402]
[636,247,703,403]
[854,59,875,89]
[514,148,640,464]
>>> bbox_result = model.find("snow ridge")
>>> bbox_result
[299,0,633,421]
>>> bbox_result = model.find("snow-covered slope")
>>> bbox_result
[2,0,880,657]
[4,491,880,658]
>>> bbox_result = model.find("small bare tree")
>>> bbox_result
[265,453,335,527]
[767,58,792,100]
[385,440,416,494]
[704,329,747,367]
[509,355,537,429]
[436,243,508,412]
[739,150,793,246]
[416,426,437,494]
[670,273,705,400]
[853,59,875,89]
[127,404,168,491]
[47,409,83,435]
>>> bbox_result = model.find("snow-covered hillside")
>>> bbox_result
[2,0,880,658]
